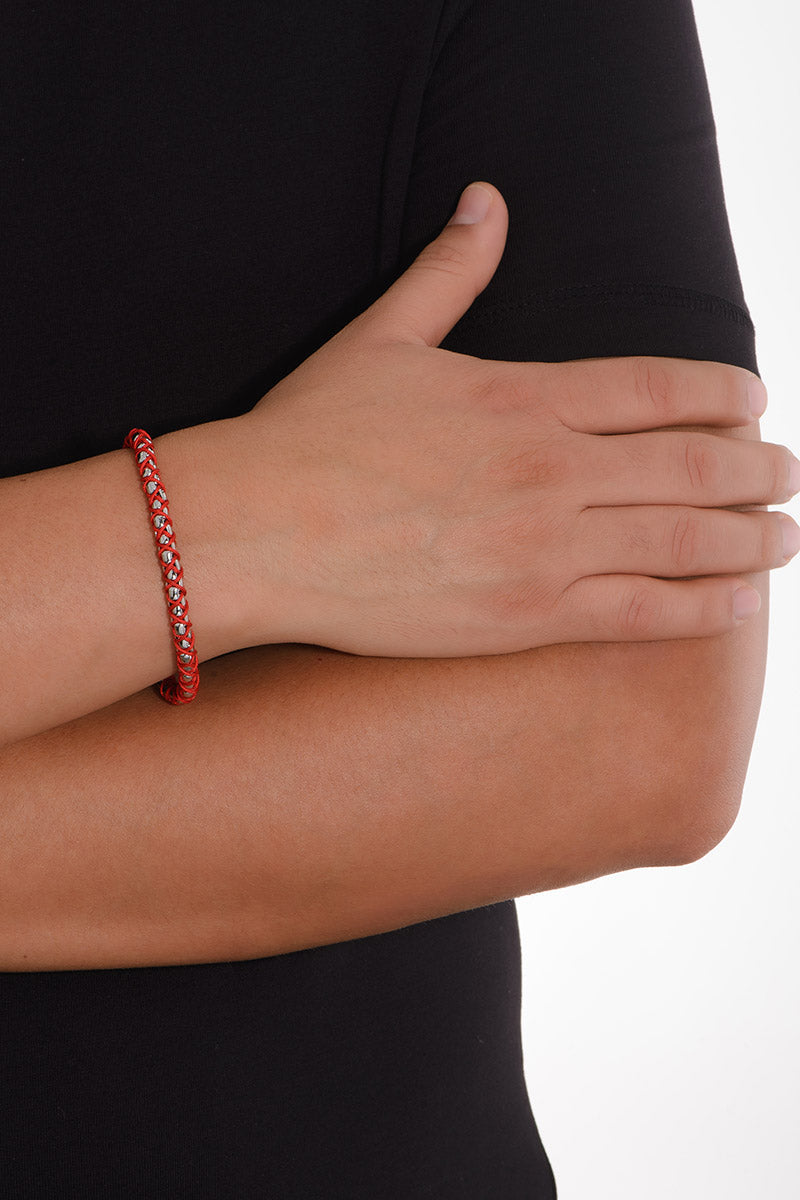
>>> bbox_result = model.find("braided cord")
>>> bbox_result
[124,429,200,704]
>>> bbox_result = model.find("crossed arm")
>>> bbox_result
[0,550,767,972]
[0,256,778,974]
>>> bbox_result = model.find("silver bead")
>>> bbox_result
[157,488,167,502]
[179,653,192,664]
[179,638,191,650]
[152,498,162,510]
[174,622,187,636]
[161,549,173,565]
[154,514,166,530]
[141,467,152,479]
[136,450,148,464]
[146,481,157,495]
[168,586,180,601]
[166,569,177,581]
[172,605,184,618]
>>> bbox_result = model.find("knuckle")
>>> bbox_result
[469,366,530,417]
[618,582,662,639]
[632,357,678,422]
[484,583,523,628]
[758,445,787,503]
[669,510,701,575]
[682,436,722,493]
[484,439,567,491]
[418,240,472,278]
[483,578,550,634]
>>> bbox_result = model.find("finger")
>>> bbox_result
[573,506,799,580]
[542,356,765,434]
[557,574,763,643]
[584,430,799,508]
[360,181,510,348]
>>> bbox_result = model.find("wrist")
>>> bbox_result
[153,415,275,660]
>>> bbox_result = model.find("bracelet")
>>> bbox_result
[124,428,200,705]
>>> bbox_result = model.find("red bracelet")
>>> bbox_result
[124,428,200,704]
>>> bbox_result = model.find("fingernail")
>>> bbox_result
[449,183,492,225]
[789,454,800,496]
[747,375,768,419]
[779,514,800,562]
[733,586,761,621]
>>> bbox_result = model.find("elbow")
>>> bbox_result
[651,581,767,869]
[650,757,746,868]
[636,645,763,872]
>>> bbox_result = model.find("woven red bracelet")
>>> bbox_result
[124,428,200,705]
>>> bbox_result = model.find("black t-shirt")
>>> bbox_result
[0,2,756,1196]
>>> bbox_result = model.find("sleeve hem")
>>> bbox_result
[462,283,753,331]
[445,283,758,375]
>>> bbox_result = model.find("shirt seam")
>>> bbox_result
[458,283,754,331]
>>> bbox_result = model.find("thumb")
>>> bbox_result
[364,182,509,347]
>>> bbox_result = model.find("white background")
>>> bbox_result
[518,1,800,1195]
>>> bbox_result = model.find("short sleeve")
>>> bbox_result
[398,0,757,374]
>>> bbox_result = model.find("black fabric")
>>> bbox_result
[0,2,755,1196]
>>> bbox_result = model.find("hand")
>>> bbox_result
[238,182,799,656]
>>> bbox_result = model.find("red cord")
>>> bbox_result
[124,429,200,704]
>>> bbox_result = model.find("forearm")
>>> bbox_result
[0,416,269,748]
[1,575,767,972]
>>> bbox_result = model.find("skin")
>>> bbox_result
[0,186,796,749]
[0,184,787,968]
[0,551,767,971]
